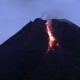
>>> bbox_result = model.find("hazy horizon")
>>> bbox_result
[0,0,80,44]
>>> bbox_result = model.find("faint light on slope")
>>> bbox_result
[45,20,56,54]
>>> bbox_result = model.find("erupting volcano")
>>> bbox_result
[0,18,80,80]
[45,20,55,53]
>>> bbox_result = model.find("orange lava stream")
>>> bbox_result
[46,20,55,53]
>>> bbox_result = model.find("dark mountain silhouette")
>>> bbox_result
[0,18,80,80]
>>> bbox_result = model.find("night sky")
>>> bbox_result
[0,0,80,44]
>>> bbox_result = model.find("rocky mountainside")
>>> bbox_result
[0,18,80,80]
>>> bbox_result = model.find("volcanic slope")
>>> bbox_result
[0,18,80,80]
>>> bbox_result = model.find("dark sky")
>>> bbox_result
[0,0,80,44]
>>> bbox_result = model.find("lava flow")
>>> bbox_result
[45,20,55,53]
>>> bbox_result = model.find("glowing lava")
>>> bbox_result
[46,20,55,53]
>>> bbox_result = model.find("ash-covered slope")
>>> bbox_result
[0,18,80,80]
[52,19,80,57]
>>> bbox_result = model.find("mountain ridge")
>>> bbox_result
[0,18,80,80]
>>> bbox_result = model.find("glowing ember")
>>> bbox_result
[45,20,55,53]
[56,43,59,46]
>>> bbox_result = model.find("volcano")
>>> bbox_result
[0,18,80,80]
